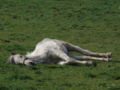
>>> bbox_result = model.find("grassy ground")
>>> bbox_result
[0,0,120,90]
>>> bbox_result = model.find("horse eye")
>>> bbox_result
[20,55,23,58]
[25,57,28,60]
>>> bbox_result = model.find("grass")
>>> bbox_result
[0,0,120,90]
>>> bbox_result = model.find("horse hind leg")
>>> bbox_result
[64,42,112,58]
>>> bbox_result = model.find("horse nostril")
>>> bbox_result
[29,62,35,65]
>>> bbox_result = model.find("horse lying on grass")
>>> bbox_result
[8,38,112,66]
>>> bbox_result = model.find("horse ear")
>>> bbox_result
[11,51,16,55]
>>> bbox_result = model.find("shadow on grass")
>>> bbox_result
[45,65,66,69]
[109,60,120,63]
[68,62,97,67]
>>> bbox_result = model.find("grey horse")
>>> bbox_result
[8,38,112,66]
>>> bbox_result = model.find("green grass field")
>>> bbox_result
[0,0,120,90]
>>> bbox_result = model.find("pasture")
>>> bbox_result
[0,0,120,90]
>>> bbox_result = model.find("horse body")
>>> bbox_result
[26,38,68,64]
[8,38,112,66]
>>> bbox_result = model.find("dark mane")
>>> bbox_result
[8,56,15,64]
